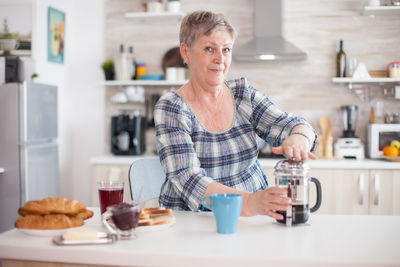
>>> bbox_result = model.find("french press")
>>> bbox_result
[274,159,322,226]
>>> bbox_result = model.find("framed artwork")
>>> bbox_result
[0,3,33,56]
[47,7,65,64]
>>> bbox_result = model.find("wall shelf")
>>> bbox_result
[103,80,187,87]
[363,6,400,15]
[332,77,400,87]
[332,77,400,102]
[125,11,185,19]
[108,12,185,21]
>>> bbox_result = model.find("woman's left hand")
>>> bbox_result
[271,134,317,161]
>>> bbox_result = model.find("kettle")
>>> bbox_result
[274,159,322,226]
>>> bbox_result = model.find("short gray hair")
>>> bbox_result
[179,11,237,49]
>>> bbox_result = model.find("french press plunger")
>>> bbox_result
[274,159,322,226]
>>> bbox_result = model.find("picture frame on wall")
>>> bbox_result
[0,3,33,56]
[47,7,65,64]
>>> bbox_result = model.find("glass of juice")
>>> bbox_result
[97,181,124,214]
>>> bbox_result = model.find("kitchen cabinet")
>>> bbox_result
[265,167,400,215]
[307,169,370,215]
[368,169,400,215]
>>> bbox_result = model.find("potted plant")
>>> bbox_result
[167,0,181,13]
[101,60,115,80]
[0,18,20,55]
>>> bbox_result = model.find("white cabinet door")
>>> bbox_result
[264,167,370,215]
[369,169,400,215]
[309,169,369,215]
[264,166,400,215]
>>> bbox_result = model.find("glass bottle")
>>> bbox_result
[336,40,347,77]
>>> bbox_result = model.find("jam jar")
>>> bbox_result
[388,62,400,78]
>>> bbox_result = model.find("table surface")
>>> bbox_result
[1,209,400,267]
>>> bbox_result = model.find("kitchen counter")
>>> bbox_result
[0,209,399,267]
[91,155,400,169]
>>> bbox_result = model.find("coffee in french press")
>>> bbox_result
[274,159,322,226]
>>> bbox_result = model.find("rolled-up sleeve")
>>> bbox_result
[246,82,317,151]
[154,97,214,211]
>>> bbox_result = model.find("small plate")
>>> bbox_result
[136,217,176,232]
[17,228,69,237]
[382,156,400,162]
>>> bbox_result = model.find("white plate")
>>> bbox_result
[17,228,69,237]
[136,217,176,232]
[382,156,400,162]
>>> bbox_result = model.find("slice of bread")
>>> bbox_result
[138,214,174,227]
[138,207,174,227]
[141,207,172,218]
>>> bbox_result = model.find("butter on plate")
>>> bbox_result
[63,226,98,241]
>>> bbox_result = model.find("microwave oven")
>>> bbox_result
[367,123,400,158]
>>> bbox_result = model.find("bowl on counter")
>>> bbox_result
[139,75,164,80]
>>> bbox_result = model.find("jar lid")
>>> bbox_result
[274,159,310,176]
[388,62,400,66]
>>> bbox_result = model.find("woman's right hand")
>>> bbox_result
[242,187,291,219]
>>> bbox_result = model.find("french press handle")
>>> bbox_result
[310,177,322,213]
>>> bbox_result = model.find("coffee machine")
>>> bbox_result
[334,105,365,159]
[111,111,146,155]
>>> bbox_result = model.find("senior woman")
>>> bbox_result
[154,11,317,219]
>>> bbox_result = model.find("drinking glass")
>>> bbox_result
[102,202,141,240]
[97,181,124,214]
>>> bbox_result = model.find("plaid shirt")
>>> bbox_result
[154,77,315,211]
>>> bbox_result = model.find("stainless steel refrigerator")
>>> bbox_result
[0,82,59,233]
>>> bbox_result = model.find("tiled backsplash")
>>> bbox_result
[104,0,400,152]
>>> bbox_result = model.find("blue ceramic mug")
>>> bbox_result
[202,193,243,234]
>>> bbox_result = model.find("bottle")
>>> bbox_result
[115,44,133,81]
[336,40,347,77]
[115,44,124,80]
[129,46,137,80]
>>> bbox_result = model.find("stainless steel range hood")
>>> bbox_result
[234,0,307,62]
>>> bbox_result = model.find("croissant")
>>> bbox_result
[15,214,84,230]
[75,209,94,220]
[18,197,87,216]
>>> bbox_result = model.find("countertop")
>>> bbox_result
[0,209,399,267]
[90,155,400,169]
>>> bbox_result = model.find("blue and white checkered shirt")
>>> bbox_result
[154,77,315,211]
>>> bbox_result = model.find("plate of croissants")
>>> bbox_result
[15,197,93,236]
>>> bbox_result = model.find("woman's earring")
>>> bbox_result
[183,62,188,67]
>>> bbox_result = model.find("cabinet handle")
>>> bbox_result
[374,174,380,206]
[359,173,364,205]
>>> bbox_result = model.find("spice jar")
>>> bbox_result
[388,62,400,78]
[135,62,147,80]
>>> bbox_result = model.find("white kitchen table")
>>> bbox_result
[0,209,399,267]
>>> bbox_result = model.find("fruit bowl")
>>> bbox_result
[382,156,400,162]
